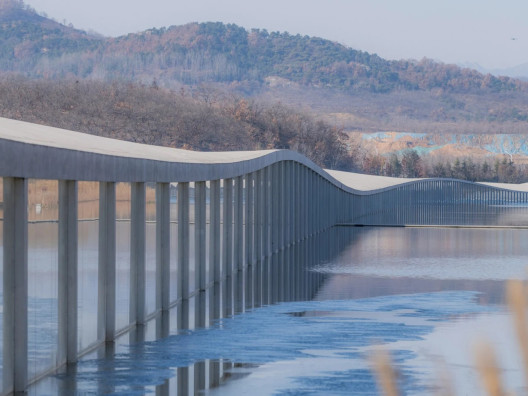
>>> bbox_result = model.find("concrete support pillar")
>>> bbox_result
[177,183,190,298]
[301,166,306,240]
[294,163,299,244]
[244,173,254,309]
[263,166,272,304]
[271,163,280,254]
[209,180,221,321]
[287,162,292,245]
[234,177,244,265]
[194,181,207,328]
[254,170,262,307]
[234,176,244,312]
[58,180,78,365]
[278,162,285,301]
[177,183,190,329]
[98,181,116,342]
[3,177,28,393]
[156,182,170,312]
[130,182,146,325]
[222,178,233,317]
[278,162,285,251]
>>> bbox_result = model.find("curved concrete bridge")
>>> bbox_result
[1,117,527,393]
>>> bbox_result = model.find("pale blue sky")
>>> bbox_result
[24,0,528,70]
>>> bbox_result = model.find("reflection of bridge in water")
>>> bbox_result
[1,117,528,393]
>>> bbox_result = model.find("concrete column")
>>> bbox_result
[262,167,271,305]
[254,170,262,307]
[156,183,170,312]
[287,162,293,246]
[278,162,285,301]
[58,180,78,365]
[244,173,255,266]
[244,173,254,309]
[209,180,221,321]
[177,183,190,299]
[301,166,306,240]
[130,182,146,325]
[308,172,313,235]
[278,162,285,251]
[222,178,233,317]
[234,176,244,271]
[98,181,116,342]
[177,183,190,329]
[234,176,244,313]
[271,164,280,303]
[194,181,207,328]
[3,177,28,393]
[293,162,296,243]
[271,163,280,254]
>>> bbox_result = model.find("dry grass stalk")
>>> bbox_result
[506,279,528,386]
[371,348,400,396]
[474,342,505,396]
[434,358,456,396]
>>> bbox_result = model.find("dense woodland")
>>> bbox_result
[0,76,351,169]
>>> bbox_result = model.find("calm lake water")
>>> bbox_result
[23,225,528,395]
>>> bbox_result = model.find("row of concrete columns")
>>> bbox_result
[7,168,526,392]
[351,179,528,226]
[2,161,347,393]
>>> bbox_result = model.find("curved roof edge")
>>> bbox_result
[326,169,528,193]
[1,117,527,194]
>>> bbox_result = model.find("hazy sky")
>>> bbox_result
[23,0,528,70]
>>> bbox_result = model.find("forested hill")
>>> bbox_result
[0,0,524,94]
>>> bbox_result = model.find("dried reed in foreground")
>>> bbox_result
[372,279,528,396]
[474,342,505,396]
[371,347,400,396]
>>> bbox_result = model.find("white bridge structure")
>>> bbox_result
[1,117,528,393]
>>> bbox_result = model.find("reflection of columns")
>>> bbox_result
[155,379,169,396]
[3,177,28,393]
[209,359,221,388]
[178,182,190,330]
[156,182,170,312]
[195,181,207,328]
[177,366,189,396]
[209,180,221,321]
[195,361,206,394]
[130,182,146,325]
[98,181,116,342]
[97,342,115,395]
[58,180,78,365]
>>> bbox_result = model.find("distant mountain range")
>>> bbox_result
[3,0,528,137]
[1,0,525,94]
